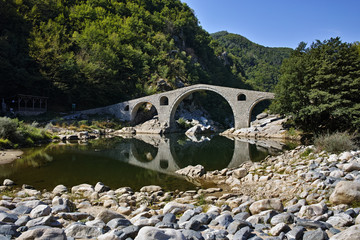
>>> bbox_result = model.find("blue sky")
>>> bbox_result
[181,0,360,49]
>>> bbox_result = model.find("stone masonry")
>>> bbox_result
[77,84,274,131]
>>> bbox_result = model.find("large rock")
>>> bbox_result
[0,223,20,238]
[298,202,328,218]
[65,222,104,239]
[0,212,18,223]
[232,168,247,179]
[185,124,214,136]
[71,183,94,196]
[269,222,291,236]
[26,216,60,228]
[303,228,328,240]
[330,181,360,205]
[249,198,283,215]
[29,205,52,218]
[96,209,125,224]
[343,162,360,172]
[326,213,354,227]
[58,212,93,221]
[163,202,194,215]
[95,182,110,193]
[140,185,162,193]
[16,200,44,209]
[270,212,294,225]
[52,184,68,195]
[134,226,186,240]
[18,227,66,240]
[107,218,132,230]
[3,179,15,186]
[176,165,205,178]
[330,224,360,240]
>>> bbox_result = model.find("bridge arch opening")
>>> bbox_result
[248,99,272,124]
[130,139,158,163]
[160,96,169,106]
[131,102,158,125]
[170,88,235,130]
[237,93,246,101]
[160,159,168,169]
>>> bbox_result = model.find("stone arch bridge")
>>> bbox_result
[79,84,274,131]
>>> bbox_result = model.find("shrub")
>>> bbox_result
[177,117,192,129]
[314,132,356,153]
[0,138,13,148]
[0,117,53,147]
[0,117,18,139]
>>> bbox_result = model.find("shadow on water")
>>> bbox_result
[0,134,296,191]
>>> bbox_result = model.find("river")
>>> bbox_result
[0,134,293,191]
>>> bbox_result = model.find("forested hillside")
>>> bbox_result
[1,0,251,110]
[211,31,292,91]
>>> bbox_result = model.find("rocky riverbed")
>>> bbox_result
[221,114,300,141]
[1,146,360,239]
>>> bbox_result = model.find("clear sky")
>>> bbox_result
[181,0,360,49]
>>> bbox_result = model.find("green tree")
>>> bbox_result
[3,0,250,111]
[271,38,360,132]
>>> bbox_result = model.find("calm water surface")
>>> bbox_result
[0,134,287,191]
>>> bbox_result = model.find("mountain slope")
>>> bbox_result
[211,31,293,91]
[0,0,248,110]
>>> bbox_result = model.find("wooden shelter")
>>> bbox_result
[15,94,48,115]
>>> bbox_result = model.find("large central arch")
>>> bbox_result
[169,86,236,129]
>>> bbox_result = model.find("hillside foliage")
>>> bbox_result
[211,31,292,92]
[271,38,360,132]
[0,0,250,110]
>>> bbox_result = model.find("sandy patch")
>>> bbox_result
[0,150,23,164]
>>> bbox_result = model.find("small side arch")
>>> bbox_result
[247,97,273,125]
[237,93,246,101]
[130,101,158,123]
[160,96,169,106]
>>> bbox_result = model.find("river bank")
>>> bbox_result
[0,150,23,165]
[0,146,360,239]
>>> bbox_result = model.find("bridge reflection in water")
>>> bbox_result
[94,134,284,177]
[0,134,288,191]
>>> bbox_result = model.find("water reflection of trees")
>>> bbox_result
[16,145,53,167]
[0,145,54,178]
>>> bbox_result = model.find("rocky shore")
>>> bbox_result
[221,114,300,141]
[0,146,360,239]
[0,150,23,165]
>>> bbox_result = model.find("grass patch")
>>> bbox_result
[314,132,356,154]
[300,148,313,158]
[52,114,127,132]
[176,117,192,129]
[195,194,206,206]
